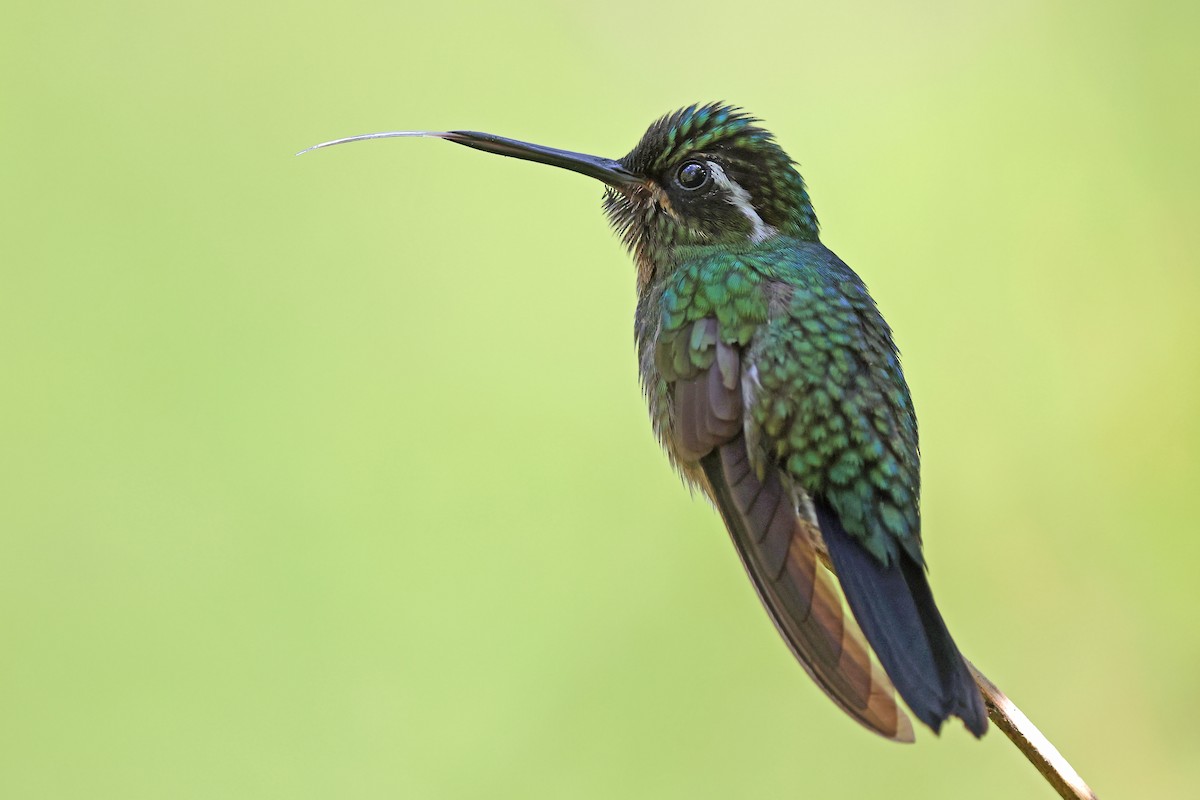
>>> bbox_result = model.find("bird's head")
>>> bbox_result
[603,104,819,284]
[299,103,819,286]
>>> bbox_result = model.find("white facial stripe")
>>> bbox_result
[708,162,777,244]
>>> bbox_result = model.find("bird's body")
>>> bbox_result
[609,105,986,739]
[633,237,983,740]
[302,103,988,741]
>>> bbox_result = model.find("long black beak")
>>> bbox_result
[298,130,643,190]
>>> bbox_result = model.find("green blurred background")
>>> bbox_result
[2,0,1197,797]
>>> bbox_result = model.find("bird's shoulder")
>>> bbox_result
[651,238,869,377]
[651,238,923,562]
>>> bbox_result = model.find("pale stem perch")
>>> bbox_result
[966,660,1098,800]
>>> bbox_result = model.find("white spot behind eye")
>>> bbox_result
[708,162,777,244]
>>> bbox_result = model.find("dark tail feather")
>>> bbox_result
[816,499,988,737]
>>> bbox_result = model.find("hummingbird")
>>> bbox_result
[302,103,988,741]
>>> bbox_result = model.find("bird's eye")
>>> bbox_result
[676,161,709,190]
